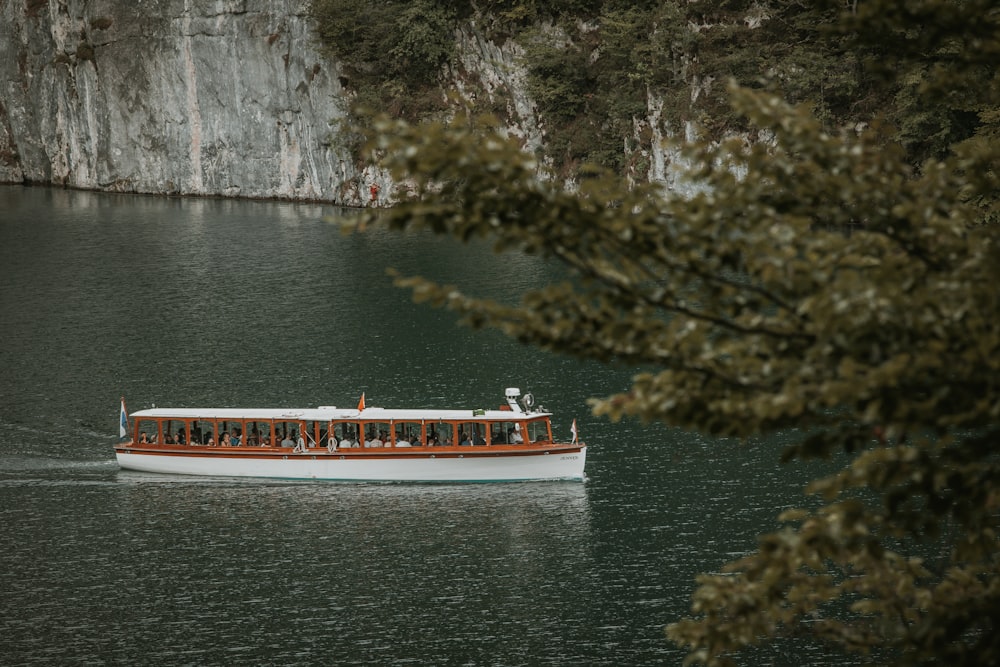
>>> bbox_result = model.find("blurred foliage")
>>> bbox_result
[357,0,1000,663]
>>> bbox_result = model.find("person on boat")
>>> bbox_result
[230,431,242,447]
[509,426,523,444]
[459,431,471,446]
[474,429,486,446]
[280,432,294,448]
[395,434,411,447]
[365,431,382,448]
[139,432,149,444]
[207,436,216,446]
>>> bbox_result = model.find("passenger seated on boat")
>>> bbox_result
[280,433,295,448]
[459,431,471,446]
[207,437,216,446]
[177,431,186,445]
[509,427,523,444]
[493,430,506,444]
[139,432,149,444]
[340,436,356,448]
[365,434,383,448]
[230,431,242,447]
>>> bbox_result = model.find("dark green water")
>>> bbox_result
[0,186,839,665]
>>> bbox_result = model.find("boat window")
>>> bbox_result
[327,421,341,442]
[243,421,266,446]
[360,421,389,447]
[426,421,452,446]
[329,421,360,447]
[135,419,159,443]
[457,422,486,446]
[272,421,296,446]
[527,418,551,443]
[490,421,524,445]
[161,419,189,444]
[392,421,423,446]
[217,420,246,446]
[189,419,212,445]
[303,421,322,448]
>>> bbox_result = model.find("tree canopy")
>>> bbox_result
[355,0,1000,663]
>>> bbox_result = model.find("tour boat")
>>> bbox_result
[114,388,586,482]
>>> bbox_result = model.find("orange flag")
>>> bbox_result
[357,393,366,411]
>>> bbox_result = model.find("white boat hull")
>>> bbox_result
[115,446,587,482]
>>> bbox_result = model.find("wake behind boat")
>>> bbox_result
[114,388,586,482]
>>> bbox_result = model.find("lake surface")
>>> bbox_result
[0,186,841,665]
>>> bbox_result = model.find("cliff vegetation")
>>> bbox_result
[311,0,997,178]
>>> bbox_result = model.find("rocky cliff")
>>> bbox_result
[1,0,700,204]
[0,0,375,203]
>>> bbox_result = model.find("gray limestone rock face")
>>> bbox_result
[0,0,364,204]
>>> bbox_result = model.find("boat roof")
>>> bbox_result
[129,406,551,421]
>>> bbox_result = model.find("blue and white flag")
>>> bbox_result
[571,418,578,445]
[119,398,128,438]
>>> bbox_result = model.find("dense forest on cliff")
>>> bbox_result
[311,0,996,180]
